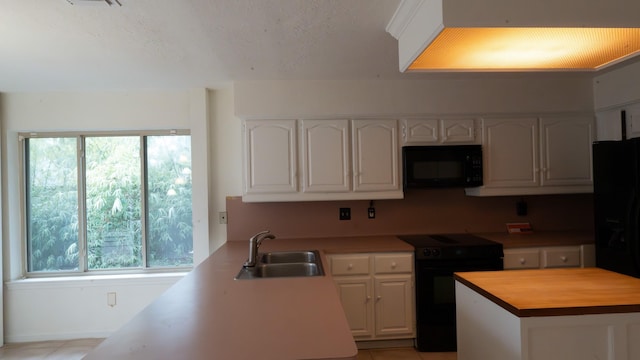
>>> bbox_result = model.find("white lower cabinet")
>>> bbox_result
[504,245,595,270]
[328,253,415,341]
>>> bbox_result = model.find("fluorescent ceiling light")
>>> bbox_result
[387,0,640,72]
[410,28,640,71]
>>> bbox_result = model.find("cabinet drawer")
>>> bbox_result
[330,255,370,275]
[374,253,413,274]
[542,247,581,268]
[504,249,540,269]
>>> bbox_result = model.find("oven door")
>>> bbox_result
[415,259,502,352]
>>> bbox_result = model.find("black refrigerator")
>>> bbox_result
[593,138,640,278]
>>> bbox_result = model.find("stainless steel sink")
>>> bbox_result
[235,250,324,280]
[260,250,318,264]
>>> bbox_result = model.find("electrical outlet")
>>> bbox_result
[516,200,527,216]
[368,207,376,219]
[219,211,228,224]
[339,207,351,220]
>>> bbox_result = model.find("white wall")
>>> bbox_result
[593,59,640,110]
[0,88,239,342]
[209,88,243,252]
[234,75,594,119]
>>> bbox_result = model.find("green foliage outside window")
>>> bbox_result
[26,134,193,273]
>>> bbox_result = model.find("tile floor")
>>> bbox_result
[0,339,104,360]
[0,339,456,360]
[357,348,456,360]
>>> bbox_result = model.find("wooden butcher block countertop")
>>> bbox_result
[83,235,411,360]
[455,268,640,317]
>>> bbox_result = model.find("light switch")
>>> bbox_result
[107,292,117,307]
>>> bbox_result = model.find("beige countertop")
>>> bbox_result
[83,235,411,360]
[455,268,640,317]
[476,230,594,249]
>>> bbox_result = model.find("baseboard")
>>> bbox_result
[356,338,415,349]
[4,331,109,344]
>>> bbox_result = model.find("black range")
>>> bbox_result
[397,233,504,352]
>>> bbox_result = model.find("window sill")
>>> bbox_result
[5,272,188,290]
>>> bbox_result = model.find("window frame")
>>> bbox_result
[20,130,193,277]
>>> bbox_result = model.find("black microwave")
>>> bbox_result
[402,145,483,188]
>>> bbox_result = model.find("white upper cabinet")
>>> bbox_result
[352,119,400,192]
[480,117,539,189]
[402,118,478,145]
[301,119,351,193]
[403,119,439,144]
[242,119,403,202]
[467,115,594,196]
[243,119,297,194]
[540,116,593,187]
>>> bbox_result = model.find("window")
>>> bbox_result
[23,132,193,274]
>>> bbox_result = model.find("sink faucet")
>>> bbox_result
[243,230,276,267]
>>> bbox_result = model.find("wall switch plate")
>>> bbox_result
[339,207,351,220]
[107,292,117,307]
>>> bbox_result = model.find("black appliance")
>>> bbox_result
[397,234,503,352]
[593,139,640,278]
[402,145,483,189]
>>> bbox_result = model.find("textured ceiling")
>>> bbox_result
[0,0,403,91]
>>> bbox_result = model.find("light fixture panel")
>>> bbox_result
[408,28,640,71]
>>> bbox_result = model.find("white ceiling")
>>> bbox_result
[0,0,410,91]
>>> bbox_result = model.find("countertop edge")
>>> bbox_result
[455,268,640,318]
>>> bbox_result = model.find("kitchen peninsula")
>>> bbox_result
[82,236,412,360]
[455,268,640,360]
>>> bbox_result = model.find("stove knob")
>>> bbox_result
[432,249,441,257]
[423,248,432,257]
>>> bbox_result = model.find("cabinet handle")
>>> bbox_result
[561,256,568,262]
[519,258,526,265]
[391,262,397,269]
[347,264,353,270]
[376,295,382,302]
[366,296,371,302]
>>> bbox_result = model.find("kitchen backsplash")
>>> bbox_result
[226,189,593,241]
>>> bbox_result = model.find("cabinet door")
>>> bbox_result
[301,119,350,193]
[402,119,439,144]
[441,118,476,143]
[352,119,400,192]
[334,277,374,338]
[626,103,640,139]
[540,116,594,187]
[244,120,297,194]
[374,275,414,337]
[482,118,539,188]
[595,109,622,141]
